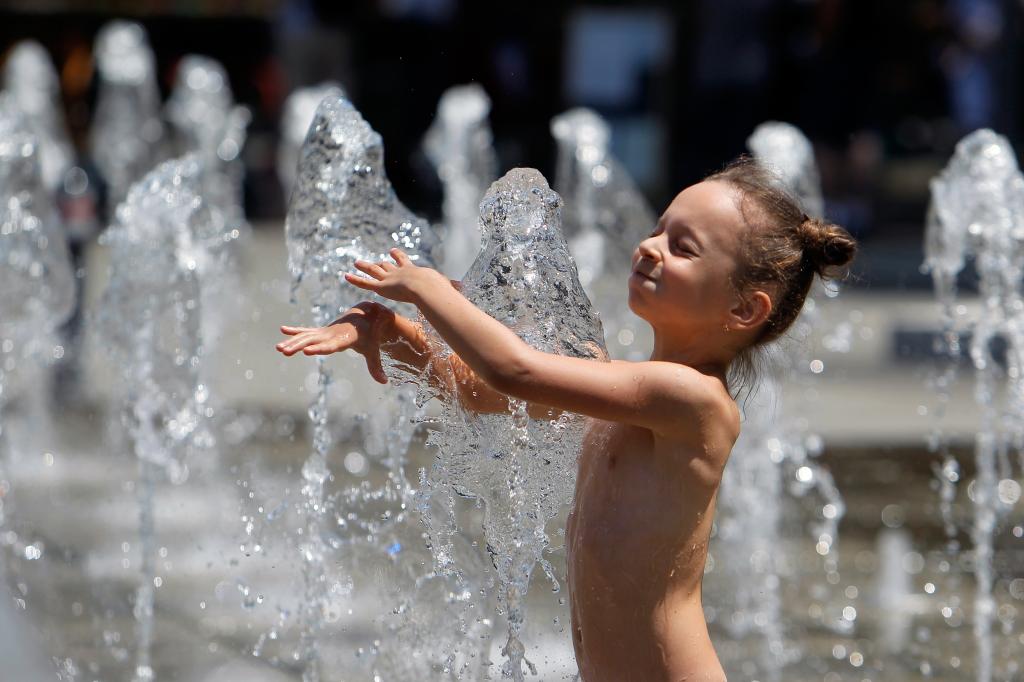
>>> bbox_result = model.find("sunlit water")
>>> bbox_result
[397,168,606,680]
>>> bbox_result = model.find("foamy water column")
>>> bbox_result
[414,168,606,680]
[96,155,216,681]
[278,83,345,197]
[423,83,498,279]
[284,94,437,681]
[923,128,1024,682]
[551,108,656,360]
[90,21,164,210]
[2,41,74,192]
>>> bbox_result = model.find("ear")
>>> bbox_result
[728,289,772,333]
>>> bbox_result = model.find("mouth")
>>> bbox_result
[631,269,657,284]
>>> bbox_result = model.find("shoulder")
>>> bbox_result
[626,360,739,444]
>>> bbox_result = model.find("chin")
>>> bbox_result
[626,289,650,320]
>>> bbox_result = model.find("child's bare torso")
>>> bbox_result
[567,416,735,682]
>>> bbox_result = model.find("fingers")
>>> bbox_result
[279,325,313,335]
[302,342,334,356]
[345,272,381,291]
[276,330,322,356]
[364,342,388,384]
[390,248,411,266]
[354,260,387,279]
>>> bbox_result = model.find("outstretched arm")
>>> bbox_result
[275,301,556,417]
[345,250,726,442]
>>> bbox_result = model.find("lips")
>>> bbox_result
[632,269,656,283]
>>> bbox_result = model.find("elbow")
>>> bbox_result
[482,347,535,398]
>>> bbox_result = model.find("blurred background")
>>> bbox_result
[2,1,1024,681]
[2,0,1019,288]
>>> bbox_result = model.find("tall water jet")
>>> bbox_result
[746,122,825,219]
[90,21,164,211]
[409,168,606,680]
[710,121,847,680]
[2,41,74,193]
[423,83,498,279]
[873,528,916,654]
[284,94,437,681]
[923,128,1024,682]
[748,120,846,562]
[550,107,656,360]
[0,97,76,567]
[278,83,345,198]
[711,373,790,680]
[166,54,250,347]
[95,155,217,681]
[166,55,249,166]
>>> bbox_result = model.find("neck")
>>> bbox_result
[648,325,733,389]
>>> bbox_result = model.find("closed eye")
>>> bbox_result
[672,241,696,257]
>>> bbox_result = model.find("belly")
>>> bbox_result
[566,574,723,682]
[567,446,722,679]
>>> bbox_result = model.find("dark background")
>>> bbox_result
[2,0,1018,290]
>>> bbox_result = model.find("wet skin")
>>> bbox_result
[568,412,736,682]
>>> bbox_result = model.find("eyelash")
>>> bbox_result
[648,227,694,256]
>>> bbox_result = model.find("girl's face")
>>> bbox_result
[627,180,747,335]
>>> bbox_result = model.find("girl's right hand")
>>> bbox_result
[275,302,395,384]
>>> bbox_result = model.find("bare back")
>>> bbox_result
[566,394,738,682]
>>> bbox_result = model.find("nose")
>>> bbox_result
[636,235,660,262]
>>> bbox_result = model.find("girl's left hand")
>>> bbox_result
[345,248,448,304]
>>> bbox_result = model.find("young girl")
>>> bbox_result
[276,157,857,681]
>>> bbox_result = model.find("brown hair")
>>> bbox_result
[705,156,857,396]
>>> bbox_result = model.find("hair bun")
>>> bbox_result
[797,216,857,275]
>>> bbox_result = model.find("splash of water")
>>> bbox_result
[90,21,164,210]
[278,83,345,198]
[412,168,606,680]
[96,155,220,681]
[923,128,1024,682]
[423,83,498,279]
[2,41,74,192]
[551,108,656,360]
[284,93,438,681]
